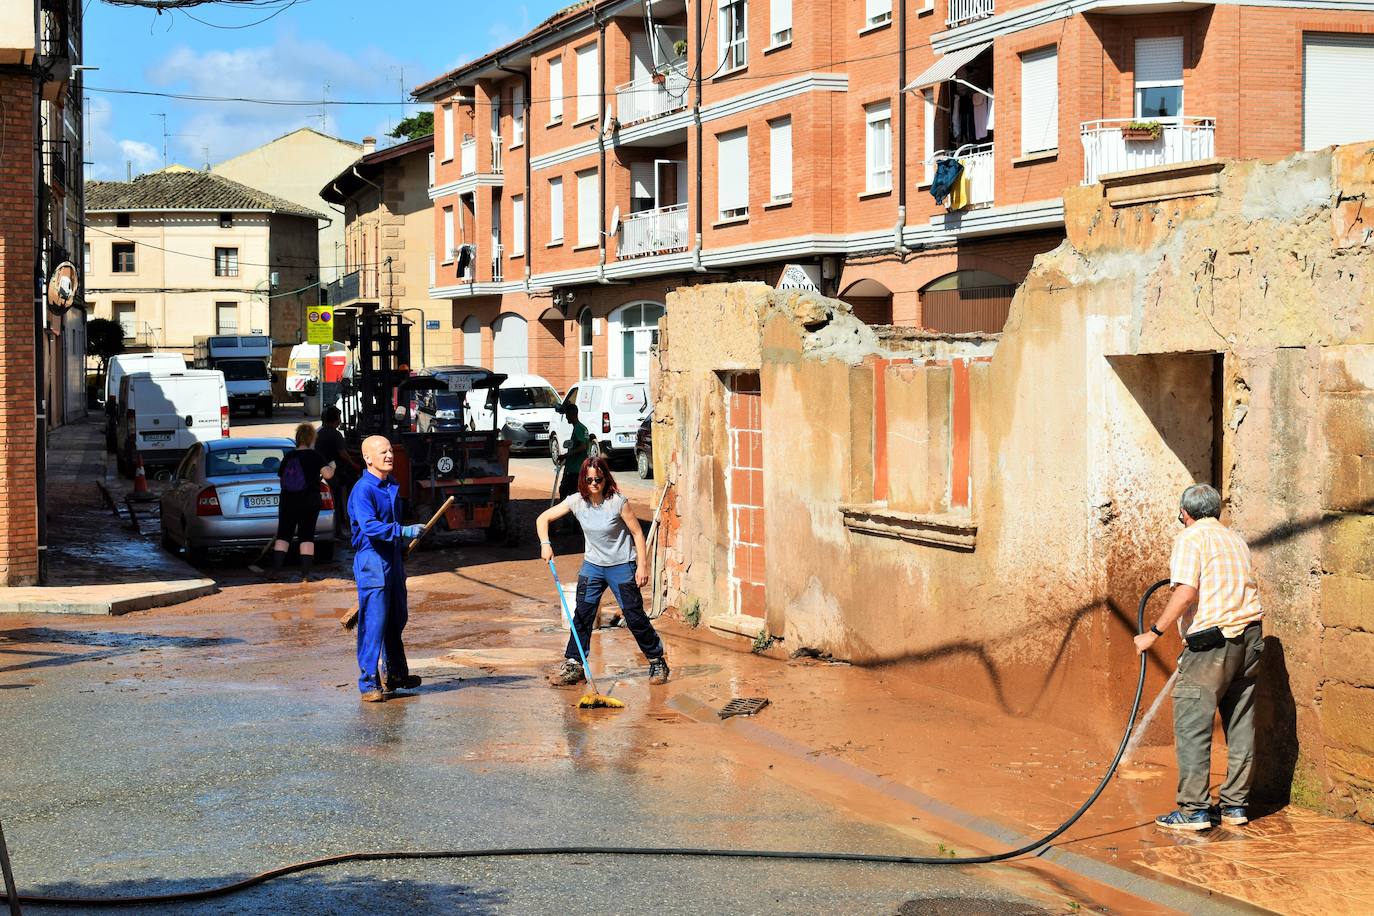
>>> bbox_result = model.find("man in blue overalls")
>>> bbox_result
[350,435,424,703]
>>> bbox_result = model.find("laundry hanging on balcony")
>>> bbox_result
[947,164,972,211]
[972,94,993,138]
[929,158,964,203]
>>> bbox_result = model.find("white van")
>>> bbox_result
[464,373,562,453]
[286,341,346,396]
[549,378,650,464]
[115,369,229,476]
[104,352,190,451]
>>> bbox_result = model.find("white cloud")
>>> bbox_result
[118,140,160,174]
[86,98,164,181]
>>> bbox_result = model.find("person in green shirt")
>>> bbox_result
[557,404,592,502]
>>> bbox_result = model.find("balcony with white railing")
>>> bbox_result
[1081,117,1216,186]
[618,203,689,259]
[933,142,995,209]
[460,137,477,177]
[491,244,504,283]
[615,62,690,129]
[947,0,994,28]
[490,136,503,174]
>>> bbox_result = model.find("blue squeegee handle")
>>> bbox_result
[547,559,600,694]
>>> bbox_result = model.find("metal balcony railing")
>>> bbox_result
[490,136,503,174]
[491,244,504,282]
[1080,117,1216,186]
[324,269,360,306]
[460,138,477,177]
[120,320,160,348]
[618,203,689,259]
[947,0,994,27]
[615,63,690,128]
[933,142,995,208]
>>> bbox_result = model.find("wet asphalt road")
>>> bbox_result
[0,577,1061,915]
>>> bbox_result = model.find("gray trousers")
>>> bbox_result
[1172,623,1265,811]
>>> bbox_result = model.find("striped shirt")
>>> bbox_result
[1170,517,1263,637]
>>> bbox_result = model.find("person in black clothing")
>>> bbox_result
[314,406,359,532]
[268,423,335,582]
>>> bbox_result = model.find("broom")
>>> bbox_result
[340,496,455,631]
[548,558,624,709]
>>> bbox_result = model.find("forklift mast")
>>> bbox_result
[342,306,412,442]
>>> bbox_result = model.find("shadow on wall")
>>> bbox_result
[1252,636,1300,810]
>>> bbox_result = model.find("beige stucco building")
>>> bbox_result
[211,127,362,286]
[320,134,450,369]
[84,171,324,359]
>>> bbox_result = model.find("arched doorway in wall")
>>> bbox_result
[492,313,529,375]
[609,301,665,378]
[920,270,1016,333]
[461,315,482,366]
[577,308,594,380]
[839,279,894,325]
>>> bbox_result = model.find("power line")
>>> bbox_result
[85,222,393,272]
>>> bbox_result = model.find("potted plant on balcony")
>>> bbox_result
[1122,120,1163,141]
[302,377,321,417]
[673,39,688,60]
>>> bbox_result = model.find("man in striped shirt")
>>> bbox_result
[1135,483,1265,831]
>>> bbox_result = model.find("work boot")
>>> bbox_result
[648,657,671,685]
[386,674,423,691]
[299,553,315,583]
[264,548,287,582]
[549,658,586,686]
[360,689,386,703]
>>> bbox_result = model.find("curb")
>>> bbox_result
[0,579,219,616]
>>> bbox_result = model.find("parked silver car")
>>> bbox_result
[159,437,334,561]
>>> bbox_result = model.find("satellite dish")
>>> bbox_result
[46,261,79,312]
[602,108,617,135]
[608,205,622,236]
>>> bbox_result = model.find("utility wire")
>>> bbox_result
[85,223,391,272]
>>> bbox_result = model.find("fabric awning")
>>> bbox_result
[904,42,992,92]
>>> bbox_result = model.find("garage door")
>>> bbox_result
[492,313,528,375]
[1304,34,1374,150]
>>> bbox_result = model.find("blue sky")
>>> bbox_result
[84,0,568,180]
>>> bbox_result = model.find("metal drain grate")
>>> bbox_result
[718,697,770,719]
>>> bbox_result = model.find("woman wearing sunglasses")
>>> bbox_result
[536,455,670,687]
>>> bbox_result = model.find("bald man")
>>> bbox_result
[348,435,425,702]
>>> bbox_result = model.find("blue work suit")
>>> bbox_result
[349,471,411,693]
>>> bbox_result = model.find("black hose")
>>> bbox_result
[13,579,1173,907]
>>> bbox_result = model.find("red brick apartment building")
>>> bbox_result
[414,0,1374,390]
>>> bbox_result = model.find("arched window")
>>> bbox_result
[919,270,1016,334]
[578,308,594,380]
[461,315,481,366]
[492,313,529,375]
[610,301,665,378]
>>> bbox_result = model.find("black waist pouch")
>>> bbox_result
[1185,626,1226,652]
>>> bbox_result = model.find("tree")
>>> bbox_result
[388,112,434,141]
[87,318,125,377]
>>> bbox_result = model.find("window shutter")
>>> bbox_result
[1019,47,1059,155]
[549,178,564,241]
[922,89,936,184]
[866,101,892,191]
[631,31,654,83]
[511,196,526,256]
[442,104,454,161]
[577,170,599,247]
[576,43,598,121]
[512,85,525,144]
[770,119,792,200]
[462,317,481,364]
[442,207,455,257]
[1135,37,1183,84]
[770,0,791,39]
[1304,34,1374,150]
[549,58,563,120]
[866,0,891,22]
[717,129,749,215]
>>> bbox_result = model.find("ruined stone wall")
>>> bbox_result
[656,141,1374,817]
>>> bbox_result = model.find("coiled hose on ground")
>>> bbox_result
[7,579,1171,908]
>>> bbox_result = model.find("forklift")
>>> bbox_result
[337,305,517,544]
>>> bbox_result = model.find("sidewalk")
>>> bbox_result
[0,418,216,614]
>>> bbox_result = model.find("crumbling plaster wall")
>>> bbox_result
[655,141,1374,814]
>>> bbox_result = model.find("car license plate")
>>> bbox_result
[141,432,172,442]
[244,494,279,508]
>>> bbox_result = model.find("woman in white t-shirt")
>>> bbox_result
[536,455,670,687]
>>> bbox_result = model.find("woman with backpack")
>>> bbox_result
[267,423,335,582]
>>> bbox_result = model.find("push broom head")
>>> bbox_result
[578,693,625,709]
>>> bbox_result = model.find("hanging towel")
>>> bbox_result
[972,94,992,140]
[930,158,964,203]
[948,164,971,211]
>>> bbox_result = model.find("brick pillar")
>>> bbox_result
[0,73,38,585]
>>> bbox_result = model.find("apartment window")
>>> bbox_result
[549,177,564,243]
[576,169,600,248]
[579,308,594,380]
[215,302,237,334]
[442,103,455,161]
[115,213,130,228]
[865,0,892,28]
[1304,34,1374,150]
[113,302,136,338]
[214,247,239,278]
[769,0,791,46]
[769,118,792,201]
[83,242,90,275]
[1020,46,1059,154]
[922,89,936,184]
[112,242,135,273]
[512,85,525,146]
[549,56,564,123]
[511,195,526,256]
[219,212,233,229]
[717,128,749,220]
[865,101,893,192]
[719,0,748,71]
[1135,37,1183,118]
[575,42,598,123]
[442,206,455,261]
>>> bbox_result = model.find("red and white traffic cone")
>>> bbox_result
[131,452,152,499]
